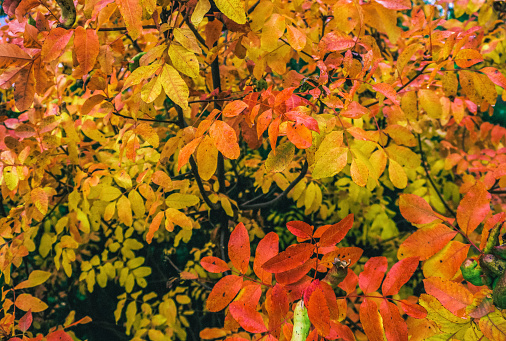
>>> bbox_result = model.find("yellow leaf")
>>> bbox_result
[191,0,211,25]
[31,188,48,215]
[117,195,133,226]
[116,0,143,40]
[165,193,199,209]
[265,141,295,173]
[122,64,161,91]
[165,208,193,230]
[15,294,48,312]
[159,64,189,110]
[214,0,246,24]
[388,159,407,189]
[196,136,218,181]
[128,190,145,217]
[100,186,122,201]
[168,44,200,79]
[174,28,202,54]
[141,76,162,103]
[15,270,51,290]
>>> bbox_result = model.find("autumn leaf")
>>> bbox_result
[228,222,250,274]
[262,243,314,273]
[359,257,388,294]
[206,275,243,312]
[253,232,279,284]
[381,257,419,296]
[229,301,267,333]
[399,194,442,225]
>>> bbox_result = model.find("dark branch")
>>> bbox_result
[240,160,309,210]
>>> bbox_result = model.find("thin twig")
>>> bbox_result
[417,134,457,218]
[240,160,309,209]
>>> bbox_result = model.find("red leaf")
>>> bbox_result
[206,275,243,312]
[286,221,313,239]
[253,232,279,284]
[372,83,400,106]
[319,214,354,247]
[398,299,427,318]
[359,257,388,294]
[228,222,250,274]
[307,287,330,336]
[359,299,383,341]
[262,243,315,273]
[399,194,440,225]
[456,182,491,235]
[19,309,32,332]
[380,300,408,341]
[266,284,289,336]
[46,330,73,341]
[275,258,314,285]
[338,268,358,294]
[397,224,457,260]
[382,257,419,296]
[201,256,231,273]
[228,301,267,333]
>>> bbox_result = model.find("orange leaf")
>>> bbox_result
[381,257,419,296]
[398,300,427,318]
[422,241,470,280]
[380,300,408,341]
[253,232,279,284]
[41,28,73,62]
[116,0,143,39]
[222,100,248,117]
[15,294,48,312]
[228,222,250,274]
[399,194,440,224]
[209,121,240,159]
[359,299,383,341]
[229,301,267,333]
[372,83,400,106]
[457,182,490,235]
[397,223,457,260]
[423,277,473,315]
[74,27,100,75]
[286,122,312,149]
[146,211,164,244]
[307,287,330,336]
[206,275,243,312]
[177,137,202,171]
[201,256,231,273]
[359,257,388,294]
[266,284,289,336]
[286,221,313,239]
[262,243,315,273]
[319,214,354,247]
[340,101,370,119]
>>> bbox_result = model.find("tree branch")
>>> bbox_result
[240,160,309,210]
[417,134,457,218]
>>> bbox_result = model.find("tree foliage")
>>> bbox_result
[1,0,506,339]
